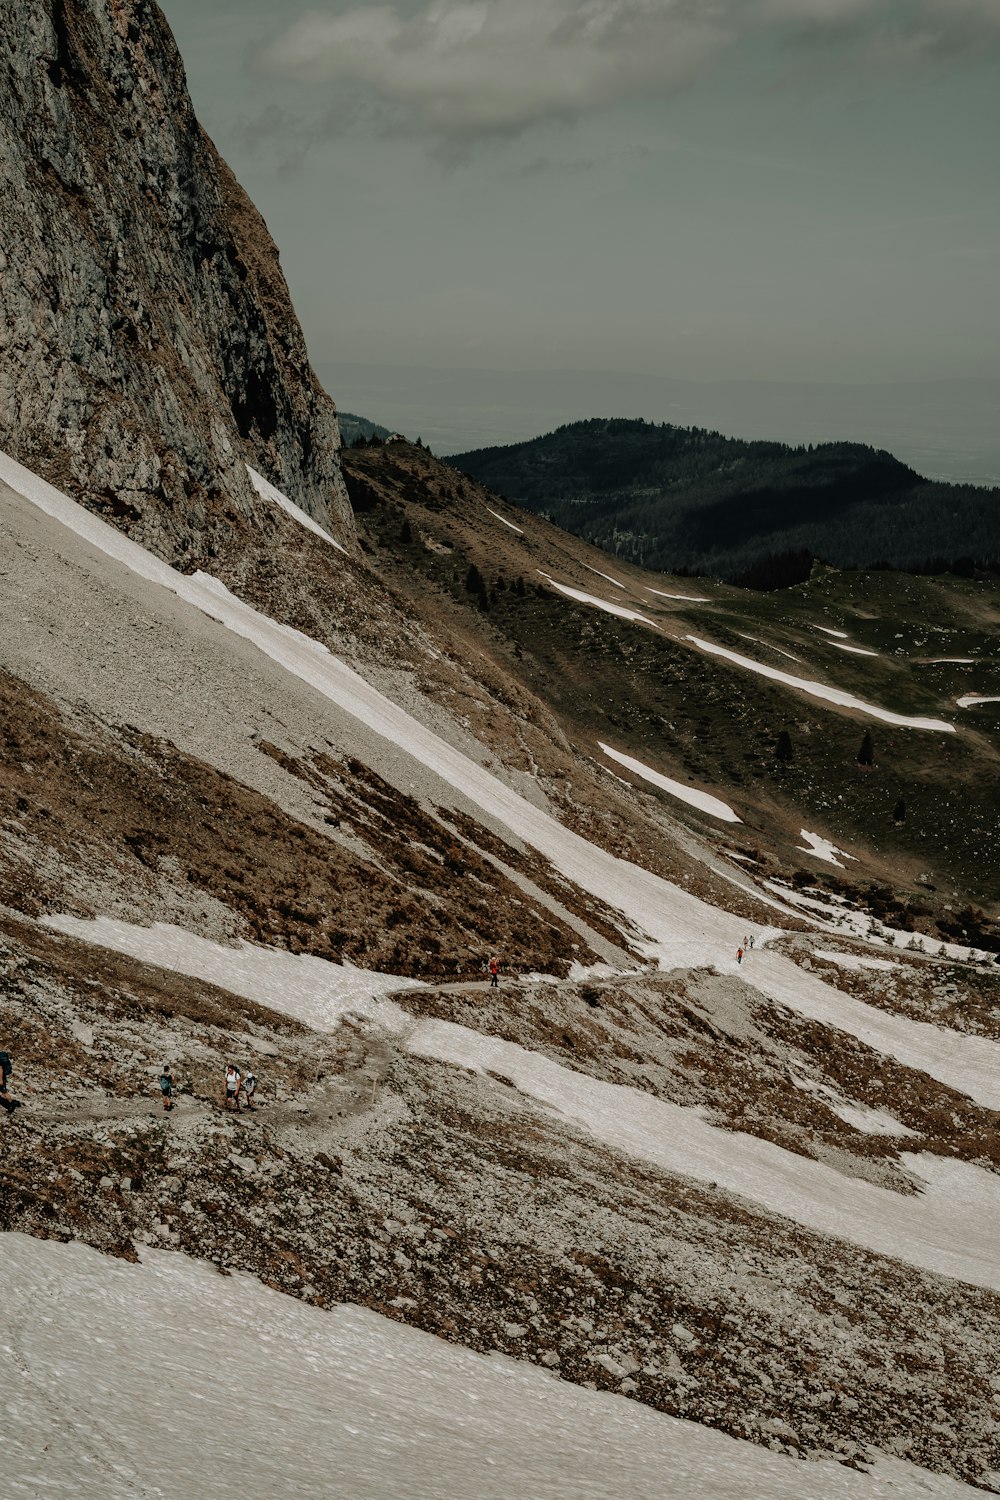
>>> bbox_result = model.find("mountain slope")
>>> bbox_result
[341,439,1000,918]
[449,418,1000,580]
[3,451,1000,1493]
[0,0,350,561]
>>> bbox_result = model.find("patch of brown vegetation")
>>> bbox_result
[0,668,595,977]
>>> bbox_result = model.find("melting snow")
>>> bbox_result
[485,506,524,535]
[42,917,1000,1288]
[408,1021,1000,1291]
[646,587,710,602]
[736,633,802,663]
[790,1075,918,1138]
[584,565,627,590]
[797,830,858,868]
[956,695,1000,709]
[831,643,878,658]
[813,625,850,639]
[1,1234,981,1500]
[811,950,900,973]
[246,464,346,551]
[42,915,421,1031]
[685,637,955,732]
[8,456,999,1102]
[536,571,658,626]
[599,743,741,823]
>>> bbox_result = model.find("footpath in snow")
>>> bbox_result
[0,1234,984,1500]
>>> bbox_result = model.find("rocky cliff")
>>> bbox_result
[0,0,351,560]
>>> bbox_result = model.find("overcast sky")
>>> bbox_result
[160,1,1000,398]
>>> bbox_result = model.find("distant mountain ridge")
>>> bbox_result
[450,418,1000,582]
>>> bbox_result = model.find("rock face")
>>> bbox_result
[0,0,352,560]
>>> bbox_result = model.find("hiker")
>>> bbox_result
[736,946,744,965]
[159,1064,175,1112]
[748,934,755,949]
[488,955,500,988]
[223,1063,241,1110]
[241,1071,257,1111]
[0,1049,19,1115]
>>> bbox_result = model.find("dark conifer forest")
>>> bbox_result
[450,418,1000,585]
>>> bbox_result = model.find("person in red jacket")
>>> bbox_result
[488,955,500,988]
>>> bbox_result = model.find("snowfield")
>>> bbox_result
[1,1235,983,1500]
[685,637,955,732]
[598,742,742,823]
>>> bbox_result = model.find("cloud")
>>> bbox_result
[755,0,1000,57]
[260,1,734,139]
[257,0,1000,154]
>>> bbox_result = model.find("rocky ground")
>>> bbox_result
[2,912,1000,1490]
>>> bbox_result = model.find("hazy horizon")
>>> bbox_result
[320,361,1000,485]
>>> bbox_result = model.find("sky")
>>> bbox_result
[159,1,1000,462]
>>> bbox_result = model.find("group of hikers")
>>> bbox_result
[736,933,756,965]
[157,1062,258,1113]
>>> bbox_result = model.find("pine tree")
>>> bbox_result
[893,797,906,825]
[465,563,485,596]
[775,730,793,763]
[857,730,875,768]
[400,519,413,544]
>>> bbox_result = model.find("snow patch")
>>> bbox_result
[646,587,710,602]
[537,571,658,627]
[247,464,345,551]
[813,625,850,639]
[409,1019,1000,1291]
[485,506,524,535]
[797,830,858,868]
[831,643,878,658]
[599,742,741,823]
[811,950,900,973]
[685,637,955,732]
[956,695,1000,709]
[42,916,421,1032]
[584,565,627,590]
[790,1074,918,1138]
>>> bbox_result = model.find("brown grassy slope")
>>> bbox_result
[338,441,1000,923]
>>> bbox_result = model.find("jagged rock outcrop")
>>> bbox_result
[0,0,352,560]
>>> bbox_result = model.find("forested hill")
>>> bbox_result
[449,418,1000,584]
